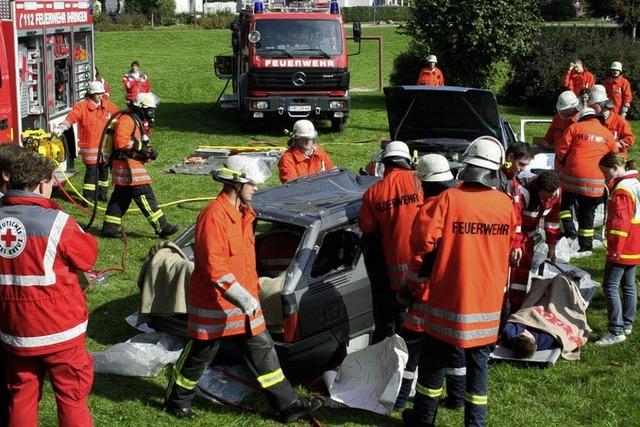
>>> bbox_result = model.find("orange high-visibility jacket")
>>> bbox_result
[416,67,445,86]
[555,117,617,198]
[278,146,334,183]
[604,75,633,114]
[359,167,423,291]
[404,186,517,348]
[62,98,119,165]
[187,193,266,340]
[541,113,576,149]
[562,69,596,96]
[606,170,640,265]
[604,111,635,157]
[111,114,152,186]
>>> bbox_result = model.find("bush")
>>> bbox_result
[541,0,577,20]
[94,13,149,31]
[389,49,423,86]
[503,26,640,119]
[196,12,236,29]
[341,6,410,23]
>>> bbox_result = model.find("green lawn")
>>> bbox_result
[34,27,640,426]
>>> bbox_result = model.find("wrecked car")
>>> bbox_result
[364,86,519,176]
[137,169,379,379]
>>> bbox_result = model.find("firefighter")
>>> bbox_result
[561,59,595,96]
[508,171,562,310]
[95,66,111,98]
[556,107,617,252]
[395,153,456,411]
[0,151,98,427]
[588,85,635,158]
[416,55,445,86]
[537,91,580,150]
[122,60,151,106]
[402,137,518,427]
[359,141,423,343]
[603,61,633,118]
[163,155,323,422]
[278,119,334,183]
[101,92,178,238]
[53,81,120,201]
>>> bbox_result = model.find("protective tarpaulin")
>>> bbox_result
[323,335,408,415]
[196,364,257,405]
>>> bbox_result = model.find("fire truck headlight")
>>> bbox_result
[329,101,345,109]
[252,101,269,110]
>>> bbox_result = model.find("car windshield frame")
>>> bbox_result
[254,19,343,57]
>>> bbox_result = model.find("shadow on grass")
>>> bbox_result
[89,294,141,346]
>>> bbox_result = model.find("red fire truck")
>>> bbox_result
[215,0,361,132]
[0,0,95,170]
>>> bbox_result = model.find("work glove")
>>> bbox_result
[223,282,260,315]
[52,126,63,138]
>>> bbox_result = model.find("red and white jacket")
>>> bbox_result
[520,185,562,245]
[0,192,98,356]
[606,170,640,265]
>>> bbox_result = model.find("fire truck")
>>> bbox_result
[0,0,96,171]
[214,0,361,132]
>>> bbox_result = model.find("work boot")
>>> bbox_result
[277,397,323,424]
[162,404,197,420]
[440,396,464,411]
[101,225,121,238]
[401,408,435,427]
[158,224,179,239]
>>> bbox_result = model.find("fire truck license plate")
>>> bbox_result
[289,105,311,112]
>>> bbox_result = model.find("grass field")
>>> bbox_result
[34,27,640,426]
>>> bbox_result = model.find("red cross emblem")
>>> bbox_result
[0,217,27,259]
[1,228,16,248]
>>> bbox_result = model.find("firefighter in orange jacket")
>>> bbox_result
[0,151,98,427]
[164,156,322,422]
[556,107,617,251]
[589,85,636,158]
[359,141,423,343]
[54,81,120,201]
[562,59,596,96]
[101,93,178,239]
[604,61,633,118]
[416,55,445,86]
[278,120,334,183]
[537,91,580,150]
[402,137,518,427]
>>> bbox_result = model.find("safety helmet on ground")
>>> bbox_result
[578,107,598,121]
[134,92,160,109]
[461,136,505,171]
[211,155,272,186]
[556,91,579,112]
[291,119,318,140]
[610,61,623,72]
[426,54,438,64]
[382,140,411,161]
[87,81,106,95]
[415,154,454,182]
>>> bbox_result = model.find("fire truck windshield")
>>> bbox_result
[254,19,343,57]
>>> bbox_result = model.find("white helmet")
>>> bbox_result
[212,155,272,185]
[415,154,454,182]
[578,107,598,121]
[134,92,160,108]
[588,85,610,105]
[556,91,579,112]
[610,61,623,72]
[426,54,438,64]
[462,136,505,171]
[382,140,411,161]
[87,81,105,95]
[291,119,317,139]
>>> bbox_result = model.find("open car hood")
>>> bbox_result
[384,86,503,143]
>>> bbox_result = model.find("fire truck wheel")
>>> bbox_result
[330,117,346,132]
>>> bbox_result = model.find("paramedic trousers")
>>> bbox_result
[102,184,169,235]
[603,262,638,336]
[412,333,490,427]
[508,234,535,311]
[165,331,298,412]
[83,163,109,201]
[4,343,94,427]
[1,349,8,426]
[559,190,601,251]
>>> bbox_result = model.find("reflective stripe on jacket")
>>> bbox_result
[0,191,98,356]
[359,167,423,291]
[110,114,151,186]
[187,193,266,340]
[277,146,334,183]
[122,71,151,102]
[606,171,640,265]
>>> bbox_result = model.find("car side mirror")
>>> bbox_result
[352,22,362,43]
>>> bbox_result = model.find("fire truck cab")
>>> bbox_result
[0,0,96,171]
[215,0,360,132]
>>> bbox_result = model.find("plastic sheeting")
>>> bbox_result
[196,364,257,405]
[323,334,408,415]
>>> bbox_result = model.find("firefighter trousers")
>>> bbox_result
[102,184,169,235]
[165,331,298,412]
[1,349,8,427]
[83,163,109,201]
[412,333,490,427]
[559,190,601,251]
[3,343,94,427]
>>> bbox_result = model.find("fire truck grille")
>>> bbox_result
[248,68,349,91]
[0,0,10,19]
